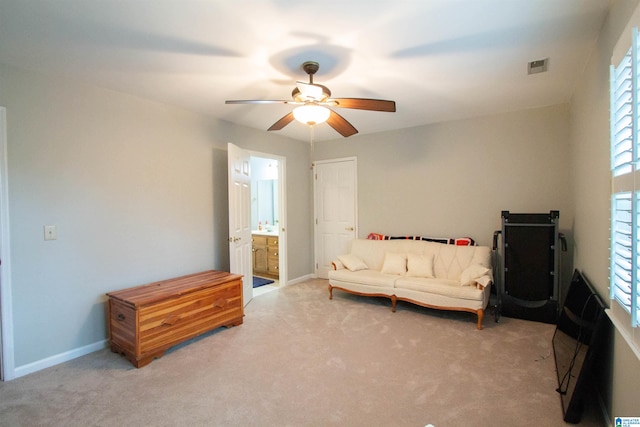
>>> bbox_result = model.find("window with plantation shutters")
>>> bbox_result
[610,28,639,328]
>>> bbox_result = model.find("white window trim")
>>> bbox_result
[609,20,640,360]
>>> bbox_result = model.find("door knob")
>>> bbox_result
[346,227,354,231]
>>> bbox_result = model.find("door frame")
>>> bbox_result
[313,157,358,278]
[249,150,287,287]
[0,107,14,381]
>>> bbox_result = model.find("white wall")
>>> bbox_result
[314,104,573,249]
[569,0,640,417]
[0,62,313,373]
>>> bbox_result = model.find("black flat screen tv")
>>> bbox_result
[552,269,606,423]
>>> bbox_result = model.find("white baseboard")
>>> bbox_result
[286,273,315,286]
[12,339,108,380]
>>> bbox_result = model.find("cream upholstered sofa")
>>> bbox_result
[328,239,493,329]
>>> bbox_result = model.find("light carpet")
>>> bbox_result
[0,279,605,426]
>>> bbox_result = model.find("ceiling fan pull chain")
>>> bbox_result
[309,125,315,169]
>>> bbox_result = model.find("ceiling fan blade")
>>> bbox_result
[327,110,358,137]
[225,100,295,105]
[268,112,295,131]
[329,98,396,112]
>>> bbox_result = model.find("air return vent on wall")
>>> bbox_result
[528,58,549,74]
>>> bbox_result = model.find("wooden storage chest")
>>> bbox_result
[106,270,243,368]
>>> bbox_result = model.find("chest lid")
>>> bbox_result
[106,270,242,308]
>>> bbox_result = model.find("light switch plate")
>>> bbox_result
[44,225,57,241]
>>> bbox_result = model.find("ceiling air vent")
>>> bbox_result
[528,58,549,75]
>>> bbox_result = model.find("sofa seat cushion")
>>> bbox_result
[328,269,398,288]
[394,277,485,302]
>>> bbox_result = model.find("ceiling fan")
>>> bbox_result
[225,61,396,137]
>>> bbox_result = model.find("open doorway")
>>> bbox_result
[249,153,286,297]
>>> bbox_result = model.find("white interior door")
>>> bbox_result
[228,143,253,306]
[314,158,357,279]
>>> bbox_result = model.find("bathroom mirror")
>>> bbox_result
[253,179,278,231]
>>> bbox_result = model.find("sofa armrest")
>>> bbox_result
[474,275,492,290]
[332,259,345,270]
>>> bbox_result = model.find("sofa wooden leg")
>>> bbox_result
[328,284,333,300]
[391,295,397,312]
[477,309,484,330]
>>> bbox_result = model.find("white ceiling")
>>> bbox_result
[0,0,611,142]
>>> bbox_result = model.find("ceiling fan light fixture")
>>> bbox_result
[293,105,330,126]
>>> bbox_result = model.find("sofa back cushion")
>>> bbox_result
[348,239,491,281]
